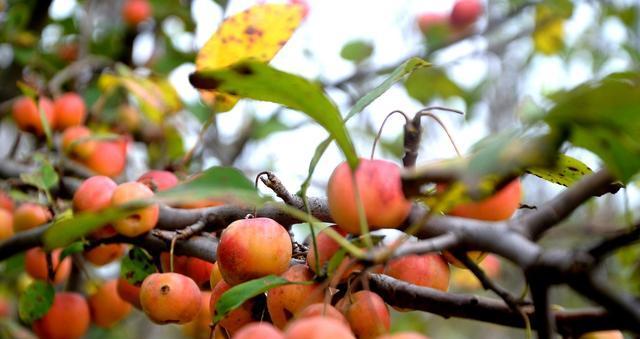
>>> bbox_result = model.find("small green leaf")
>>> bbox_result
[405,68,463,104]
[42,201,150,250]
[120,247,157,285]
[18,281,54,324]
[527,154,593,187]
[20,160,59,192]
[544,72,640,182]
[157,166,263,205]
[16,81,37,98]
[340,40,374,63]
[299,57,430,195]
[189,60,358,169]
[250,114,291,140]
[213,275,297,323]
[59,241,86,262]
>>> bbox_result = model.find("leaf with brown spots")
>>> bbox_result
[527,154,593,187]
[18,281,54,323]
[195,3,304,113]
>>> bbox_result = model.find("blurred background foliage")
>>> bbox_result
[0,0,639,338]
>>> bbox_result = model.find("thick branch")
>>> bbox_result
[366,273,631,335]
[519,169,619,240]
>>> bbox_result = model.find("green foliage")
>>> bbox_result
[157,166,261,205]
[213,275,298,323]
[405,68,463,104]
[120,247,157,285]
[340,40,374,63]
[250,114,292,141]
[18,281,54,324]
[20,157,58,193]
[42,201,150,250]
[59,241,85,262]
[545,72,640,182]
[189,60,359,168]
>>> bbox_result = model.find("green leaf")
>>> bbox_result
[42,200,150,250]
[59,241,86,262]
[299,57,431,195]
[157,166,263,205]
[527,154,593,187]
[250,114,291,140]
[340,40,374,63]
[213,275,296,323]
[188,60,358,169]
[544,72,640,182]
[405,68,463,104]
[20,159,58,192]
[18,281,54,324]
[120,247,157,285]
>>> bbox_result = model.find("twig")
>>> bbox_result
[587,223,640,261]
[453,252,529,312]
[258,171,295,205]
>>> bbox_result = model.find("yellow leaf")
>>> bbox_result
[533,4,565,55]
[195,3,304,112]
[97,70,182,124]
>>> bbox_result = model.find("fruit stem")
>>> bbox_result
[351,171,373,249]
[370,110,409,160]
[169,236,177,273]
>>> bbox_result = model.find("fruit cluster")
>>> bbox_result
[12,93,129,178]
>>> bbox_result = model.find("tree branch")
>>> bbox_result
[519,169,620,240]
[366,273,632,335]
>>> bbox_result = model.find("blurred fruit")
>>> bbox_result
[73,176,117,213]
[117,278,142,309]
[85,141,127,178]
[53,92,86,130]
[284,316,355,339]
[0,190,14,212]
[445,179,522,221]
[122,0,152,26]
[296,303,348,325]
[111,182,159,237]
[88,280,132,328]
[235,322,285,339]
[12,96,56,136]
[182,292,212,339]
[13,203,51,232]
[450,0,483,28]
[24,248,71,284]
[137,170,178,192]
[84,244,126,266]
[384,254,450,292]
[417,12,448,35]
[61,126,96,159]
[33,292,90,339]
[0,209,14,240]
[579,330,624,339]
[210,262,222,290]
